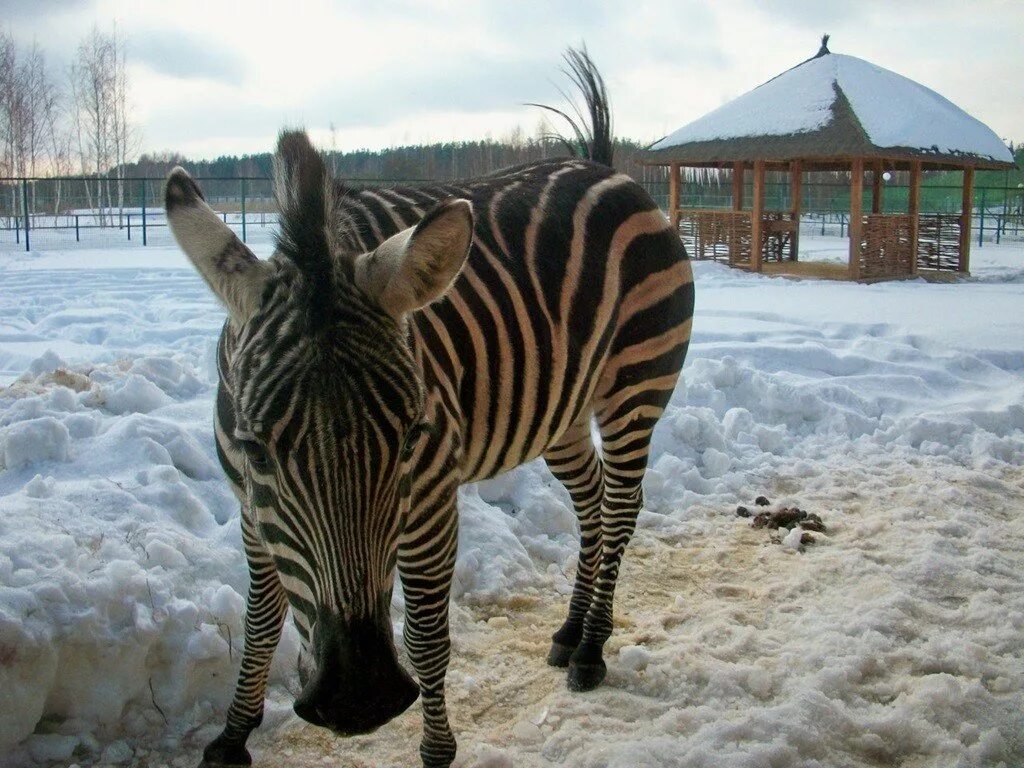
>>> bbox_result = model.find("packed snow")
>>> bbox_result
[651,52,1014,164]
[1,237,1023,766]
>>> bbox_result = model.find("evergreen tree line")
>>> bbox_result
[126,135,656,183]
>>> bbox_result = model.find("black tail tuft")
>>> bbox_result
[528,45,614,167]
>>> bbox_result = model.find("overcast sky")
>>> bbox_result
[6,0,1023,160]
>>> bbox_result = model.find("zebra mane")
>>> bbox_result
[273,130,346,327]
[274,131,335,268]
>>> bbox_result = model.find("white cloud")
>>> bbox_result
[8,0,1022,159]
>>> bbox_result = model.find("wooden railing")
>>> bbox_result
[917,214,962,272]
[675,209,753,265]
[761,212,799,262]
[675,209,965,279]
[675,209,800,267]
[858,214,913,280]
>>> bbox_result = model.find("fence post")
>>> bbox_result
[127,213,131,241]
[22,178,30,252]
[141,179,148,246]
[75,215,80,242]
[241,178,247,243]
[978,188,985,248]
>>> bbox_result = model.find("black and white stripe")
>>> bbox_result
[168,125,693,768]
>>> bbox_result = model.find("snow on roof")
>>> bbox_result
[651,52,1013,164]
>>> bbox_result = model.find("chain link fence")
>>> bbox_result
[2,175,1023,253]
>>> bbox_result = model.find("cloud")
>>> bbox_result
[0,0,82,20]
[12,0,1024,159]
[140,51,556,152]
[131,29,244,83]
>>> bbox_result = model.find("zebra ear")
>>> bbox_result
[165,167,270,324]
[354,198,474,317]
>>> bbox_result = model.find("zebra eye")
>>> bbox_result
[240,438,271,471]
[401,423,428,459]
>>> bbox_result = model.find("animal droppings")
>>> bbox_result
[741,497,826,547]
[800,514,826,533]
[771,507,808,528]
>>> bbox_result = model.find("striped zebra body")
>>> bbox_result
[168,140,693,768]
[331,159,693,482]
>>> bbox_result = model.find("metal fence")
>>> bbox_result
[0,176,424,253]
[2,175,1022,253]
[642,179,1024,246]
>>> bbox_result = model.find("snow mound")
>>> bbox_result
[0,417,70,470]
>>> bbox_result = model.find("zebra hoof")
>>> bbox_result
[198,733,252,767]
[547,641,576,668]
[420,739,457,768]
[567,660,607,692]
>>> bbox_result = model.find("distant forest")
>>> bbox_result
[125,134,662,183]
[125,139,1022,196]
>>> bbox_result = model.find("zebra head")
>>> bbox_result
[165,131,474,735]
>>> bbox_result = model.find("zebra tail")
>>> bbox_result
[528,44,614,168]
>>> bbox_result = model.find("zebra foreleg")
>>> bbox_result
[542,418,605,667]
[200,514,288,768]
[400,495,459,768]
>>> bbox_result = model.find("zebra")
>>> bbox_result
[165,56,694,768]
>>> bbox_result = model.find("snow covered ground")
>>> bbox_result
[1,237,1022,767]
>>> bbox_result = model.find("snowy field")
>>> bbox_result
[1,236,1023,767]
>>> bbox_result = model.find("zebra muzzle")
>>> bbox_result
[293,609,419,736]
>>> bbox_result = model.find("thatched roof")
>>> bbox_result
[645,40,1015,170]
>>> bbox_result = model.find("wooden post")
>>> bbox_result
[959,167,974,273]
[732,162,744,210]
[750,159,765,272]
[848,158,864,280]
[872,161,883,214]
[668,163,680,231]
[730,163,744,265]
[908,161,921,275]
[789,160,802,261]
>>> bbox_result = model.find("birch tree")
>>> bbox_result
[69,25,136,225]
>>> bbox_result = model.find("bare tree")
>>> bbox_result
[0,31,27,227]
[41,67,73,214]
[0,32,26,174]
[70,26,112,222]
[110,23,138,225]
[68,25,137,226]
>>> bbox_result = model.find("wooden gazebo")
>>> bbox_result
[643,38,1016,281]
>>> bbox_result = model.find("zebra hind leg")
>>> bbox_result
[542,416,604,668]
[199,514,288,767]
[565,397,669,693]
